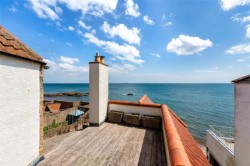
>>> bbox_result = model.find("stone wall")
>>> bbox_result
[44,107,76,127]
[54,100,81,109]
[39,65,44,155]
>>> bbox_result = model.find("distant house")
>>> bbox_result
[0,26,46,165]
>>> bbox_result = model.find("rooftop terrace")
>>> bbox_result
[39,122,166,166]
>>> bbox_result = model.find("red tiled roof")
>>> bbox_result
[46,103,61,113]
[0,26,45,64]
[139,94,154,104]
[163,105,210,166]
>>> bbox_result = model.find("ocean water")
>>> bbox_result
[44,83,234,143]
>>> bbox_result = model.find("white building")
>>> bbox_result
[206,74,250,166]
[0,26,46,165]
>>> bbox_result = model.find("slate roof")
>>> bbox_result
[0,26,45,64]
[232,74,250,83]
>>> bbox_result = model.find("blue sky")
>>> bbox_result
[1,0,250,83]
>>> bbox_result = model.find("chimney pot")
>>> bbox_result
[95,52,100,62]
[100,56,105,64]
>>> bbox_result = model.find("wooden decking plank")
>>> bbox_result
[48,124,110,165]
[95,124,128,166]
[114,126,138,165]
[39,123,110,165]
[127,127,144,166]
[130,128,146,166]
[104,125,133,166]
[38,122,167,166]
[160,132,167,165]
[81,123,122,166]
[156,131,163,166]
[70,123,118,165]
[150,130,157,166]
[144,130,154,166]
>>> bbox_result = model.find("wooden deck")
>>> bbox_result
[39,122,166,166]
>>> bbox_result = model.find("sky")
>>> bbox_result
[1,0,250,83]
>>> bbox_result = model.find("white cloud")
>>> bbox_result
[125,0,140,17]
[9,6,17,12]
[246,25,250,38]
[101,21,140,45]
[162,22,173,27]
[44,57,87,73]
[78,20,91,30]
[59,56,79,64]
[66,42,72,46]
[227,65,233,68]
[232,14,250,23]
[226,43,250,54]
[28,0,118,20]
[161,14,166,21]
[60,0,118,17]
[219,0,250,10]
[151,53,161,58]
[237,58,245,62]
[76,29,83,35]
[231,14,250,39]
[143,16,155,25]
[109,63,135,73]
[161,13,174,27]
[166,35,213,55]
[28,0,60,20]
[68,26,74,31]
[193,70,221,73]
[194,67,220,73]
[84,33,143,64]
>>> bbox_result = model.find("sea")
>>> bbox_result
[44,83,234,144]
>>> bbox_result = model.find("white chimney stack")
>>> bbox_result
[89,53,109,126]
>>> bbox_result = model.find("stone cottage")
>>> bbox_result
[0,26,46,165]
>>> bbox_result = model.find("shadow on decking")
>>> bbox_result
[138,128,167,166]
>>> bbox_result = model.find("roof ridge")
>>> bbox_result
[138,94,154,104]
[161,104,192,166]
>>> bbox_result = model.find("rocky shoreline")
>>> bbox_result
[44,92,89,97]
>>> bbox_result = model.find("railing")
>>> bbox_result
[208,125,234,154]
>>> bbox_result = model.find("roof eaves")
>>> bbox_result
[0,26,46,64]
[232,74,250,83]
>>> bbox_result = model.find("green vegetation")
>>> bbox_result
[43,120,68,134]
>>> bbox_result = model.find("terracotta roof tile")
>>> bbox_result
[0,26,45,64]
[46,103,61,113]
[166,105,210,166]
[138,94,154,104]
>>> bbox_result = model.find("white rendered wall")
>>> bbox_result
[206,131,234,166]
[89,63,108,125]
[0,54,41,166]
[108,104,162,116]
[234,83,250,166]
